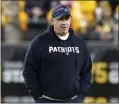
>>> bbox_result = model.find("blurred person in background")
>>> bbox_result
[76,0,116,41]
[18,0,52,41]
[23,5,92,103]
[1,1,22,43]
[24,0,51,22]
[94,1,116,41]
[71,1,98,40]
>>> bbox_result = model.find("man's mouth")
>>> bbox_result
[61,26,67,29]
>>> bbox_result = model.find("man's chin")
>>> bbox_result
[60,32,68,36]
[62,30,69,34]
[56,30,69,36]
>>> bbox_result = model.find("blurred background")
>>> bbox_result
[1,0,119,103]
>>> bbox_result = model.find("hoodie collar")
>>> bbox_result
[46,26,74,42]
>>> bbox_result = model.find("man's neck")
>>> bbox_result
[56,32,69,40]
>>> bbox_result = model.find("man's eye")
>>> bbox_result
[65,17,70,20]
[58,17,69,21]
[58,18,63,21]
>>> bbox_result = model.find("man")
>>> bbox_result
[22,5,92,103]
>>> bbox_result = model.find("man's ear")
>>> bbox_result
[51,18,54,25]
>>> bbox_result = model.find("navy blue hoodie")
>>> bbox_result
[23,26,92,101]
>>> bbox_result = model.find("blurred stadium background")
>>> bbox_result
[1,0,119,103]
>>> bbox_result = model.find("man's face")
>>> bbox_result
[52,15,71,36]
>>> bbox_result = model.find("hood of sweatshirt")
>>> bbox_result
[46,25,74,43]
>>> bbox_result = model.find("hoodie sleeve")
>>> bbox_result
[22,37,42,101]
[78,42,92,99]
